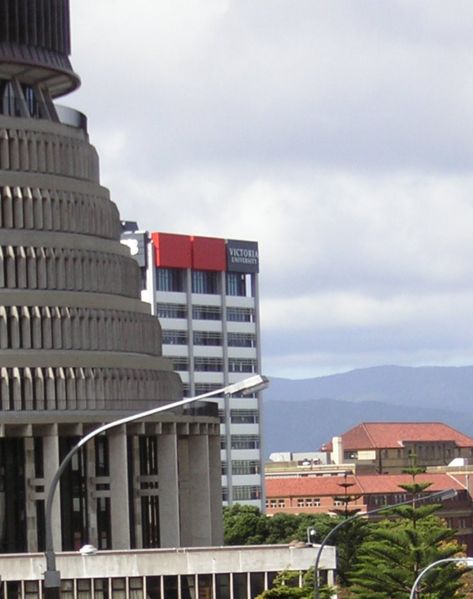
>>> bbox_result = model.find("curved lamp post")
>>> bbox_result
[44,374,269,598]
[409,556,473,599]
[313,487,458,599]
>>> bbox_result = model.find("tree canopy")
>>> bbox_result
[349,467,467,598]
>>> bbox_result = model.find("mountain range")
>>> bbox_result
[262,365,473,458]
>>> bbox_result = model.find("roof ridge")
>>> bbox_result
[361,422,377,447]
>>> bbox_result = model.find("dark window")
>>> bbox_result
[227,307,254,322]
[192,270,219,294]
[193,331,222,346]
[231,410,259,424]
[232,460,260,475]
[228,333,256,348]
[228,359,257,373]
[226,272,246,296]
[156,303,186,319]
[162,330,188,345]
[192,305,221,320]
[194,357,223,372]
[231,435,260,450]
[156,268,184,292]
[171,357,188,371]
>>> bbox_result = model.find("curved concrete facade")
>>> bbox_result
[0,114,182,409]
[0,0,223,555]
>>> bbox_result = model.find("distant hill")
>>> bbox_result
[262,365,473,457]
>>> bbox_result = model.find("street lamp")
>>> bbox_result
[409,557,473,599]
[43,374,269,598]
[313,487,457,599]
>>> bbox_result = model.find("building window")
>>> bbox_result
[162,330,188,345]
[156,268,184,291]
[192,305,222,320]
[228,333,256,348]
[194,357,223,372]
[170,357,188,371]
[195,383,222,395]
[231,410,259,424]
[266,498,285,509]
[228,359,257,373]
[157,303,186,319]
[232,460,260,475]
[226,272,246,296]
[193,331,222,346]
[297,497,321,508]
[226,307,255,322]
[192,270,219,294]
[231,435,260,450]
[233,485,261,501]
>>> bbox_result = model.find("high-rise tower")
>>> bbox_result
[0,0,222,553]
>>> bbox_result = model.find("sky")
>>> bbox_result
[68,1,473,379]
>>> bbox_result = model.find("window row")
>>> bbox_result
[162,330,257,348]
[221,435,260,450]
[222,460,261,476]
[171,357,258,373]
[156,268,252,297]
[157,303,256,323]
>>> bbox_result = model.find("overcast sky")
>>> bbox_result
[69,1,473,379]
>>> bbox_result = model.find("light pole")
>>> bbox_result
[409,556,473,599]
[43,374,269,598]
[313,487,458,599]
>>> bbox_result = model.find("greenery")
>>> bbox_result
[225,466,471,597]
[224,504,344,546]
[254,570,333,599]
[223,504,366,585]
[348,466,467,598]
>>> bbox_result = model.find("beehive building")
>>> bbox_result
[0,0,222,553]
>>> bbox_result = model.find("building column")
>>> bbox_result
[109,426,130,548]
[24,436,37,552]
[189,434,212,546]
[157,432,180,547]
[86,442,98,547]
[177,436,192,547]
[43,426,61,551]
[209,434,224,545]
[131,436,143,548]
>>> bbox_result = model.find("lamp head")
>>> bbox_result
[224,375,269,396]
[437,488,458,501]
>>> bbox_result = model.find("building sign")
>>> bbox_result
[226,240,259,273]
[120,232,147,268]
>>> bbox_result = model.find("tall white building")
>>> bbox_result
[122,227,264,508]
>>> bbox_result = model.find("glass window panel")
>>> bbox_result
[216,574,230,599]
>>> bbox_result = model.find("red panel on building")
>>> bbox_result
[151,232,192,268]
[192,236,226,271]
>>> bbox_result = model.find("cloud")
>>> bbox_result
[68,1,473,377]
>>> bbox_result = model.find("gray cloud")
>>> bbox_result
[68,1,473,376]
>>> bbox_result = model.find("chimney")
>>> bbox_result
[332,436,344,465]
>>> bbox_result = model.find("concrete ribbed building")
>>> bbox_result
[0,0,222,554]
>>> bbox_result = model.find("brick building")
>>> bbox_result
[322,422,473,473]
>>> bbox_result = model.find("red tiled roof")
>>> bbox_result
[265,472,464,498]
[356,473,464,494]
[324,422,473,451]
[266,476,362,498]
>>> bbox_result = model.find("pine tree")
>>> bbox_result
[348,465,466,598]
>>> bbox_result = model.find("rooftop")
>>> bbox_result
[324,422,473,451]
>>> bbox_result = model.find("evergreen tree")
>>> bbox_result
[349,466,466,598]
